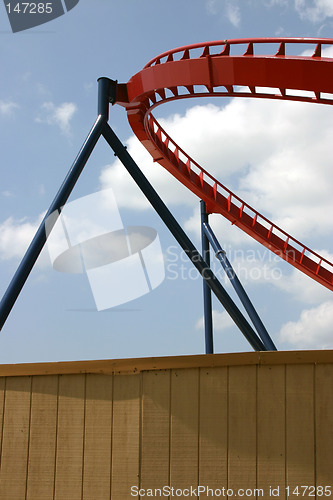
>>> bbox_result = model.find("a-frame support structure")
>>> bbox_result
[0,78,276,352]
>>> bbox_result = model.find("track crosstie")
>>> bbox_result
[115,38,333,290]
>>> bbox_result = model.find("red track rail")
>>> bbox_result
[115,38,333,291]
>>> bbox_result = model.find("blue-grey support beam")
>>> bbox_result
[200,201,213,354]
[203,221,277,351]
[0,78,115,330]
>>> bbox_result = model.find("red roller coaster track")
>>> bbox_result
[115,38,333,291]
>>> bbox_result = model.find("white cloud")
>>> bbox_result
[206,0,333,23]
[294,0,333,21]
[274,250,333,304]
[206,0,241,26]
[0,100,19,117]
[113,99,283,217]
[264,0,288,5]
[1,191,13,198]
[99,136,195,211]
[184,208,261,247]
[225,2,241,27]
[196,308,234,331]
[279,301,333,349]
[267,0,333,21]
[152,98,333,243]
[36,101,77,135]
[237,104,333,240]
[0,215,42,261]
[206,0,217,14]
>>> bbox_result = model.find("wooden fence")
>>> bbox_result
[0,350,332,499]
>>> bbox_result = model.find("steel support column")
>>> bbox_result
[200,201,213,354]
[203,221,277,351]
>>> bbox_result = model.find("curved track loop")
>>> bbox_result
[116,38,333,290]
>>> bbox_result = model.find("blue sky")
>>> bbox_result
[0,0,333,363]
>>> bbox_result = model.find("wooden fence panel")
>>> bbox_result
[0,376,31,500]
[257,364,286,494]
[228,365,257,498]
[26,375,58,500]
[83,374,113,500]
[0,378,5,458]
[0,352,331,498]
[170,368,199,495]
[286,364,315,489]
[111,373,140,500]
[315,364,333,486]
[199,367,228,499]
[54,374,85,500]
[141,370,170,494]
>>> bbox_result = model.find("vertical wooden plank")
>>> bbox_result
[54,374,85,500]
[315,364,333,485]
[0,377,5,454]
[228,365,257,497]
[286,364,315,488]
[141,370,170,492]
[0,376,31,500]
[199,367,228,499]
[83,374,113,500]
[26,375,58,500]
[170,368,199,492]
[111,373,141,499]
[257,365,285,493]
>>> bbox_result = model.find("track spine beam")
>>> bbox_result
[117,38,333,291]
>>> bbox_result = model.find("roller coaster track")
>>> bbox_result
[115,38,333,291]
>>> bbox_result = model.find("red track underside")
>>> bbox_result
[116,38,333,291]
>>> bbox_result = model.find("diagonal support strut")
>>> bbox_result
[0,78,115,330]
[101,122,267,351]
[201,202,277,351]
[0,77,272,352]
